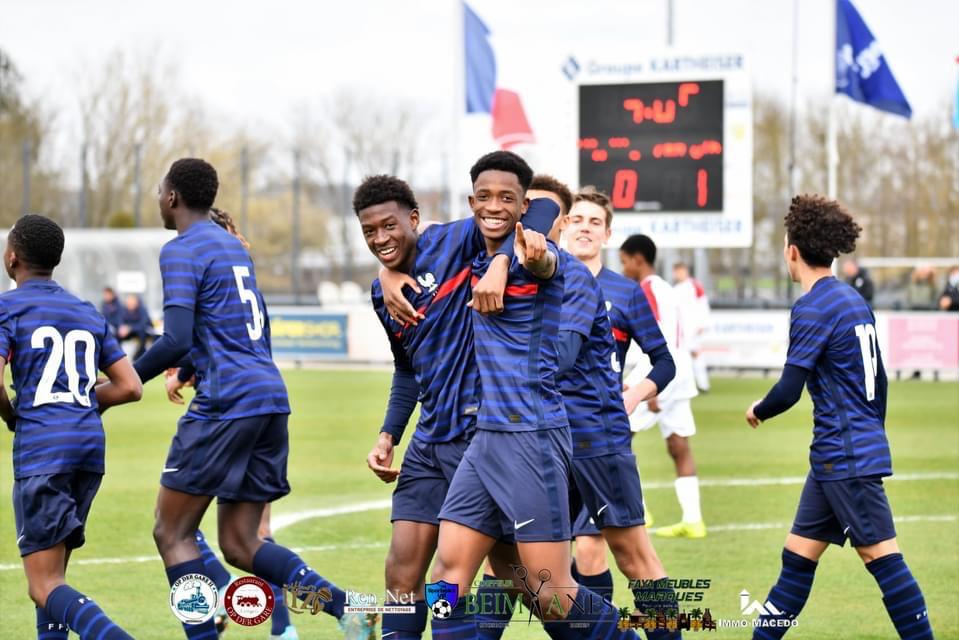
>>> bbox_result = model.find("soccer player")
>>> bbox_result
[357,174,559,639]
[672,262,711,393]
[134,158,373,639]
[428,152,639,639]
[548,185,679,624]
[620,235,706,539]
[744,195,933,640]
[0,215,143,640]
[162,206,298,640]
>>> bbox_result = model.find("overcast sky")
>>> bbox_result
[2,0,956,188]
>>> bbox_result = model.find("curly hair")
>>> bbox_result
[352,175,419,215]
[9,214,64,271]
[574,185,614,228]
[529,174,573,216]
[620,234,656,265]
[210,207,250,249]
[166,158,219,210]
[785,194,860,267]
[469,151,533,192]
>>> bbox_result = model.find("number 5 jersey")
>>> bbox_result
[159,220,289,420]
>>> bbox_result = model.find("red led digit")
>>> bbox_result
[612,169,638,209]
[697,169,708,207]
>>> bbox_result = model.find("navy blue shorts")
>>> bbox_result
[161,413,291,503]
[439,427,572,543]
[570,453,646,537]
[391,435,470,525]
[13,471,102,557]
[791,473,896,547]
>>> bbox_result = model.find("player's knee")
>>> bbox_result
[385,552,424,593]
[219,535,254,571]
[27,577,61,608]
[537,586,577,620]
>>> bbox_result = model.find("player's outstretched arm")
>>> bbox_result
[0,360,15,431]
[96,356,144,412]
[746,364,808,428]
[514,222,556,280]
[132,306,194,383]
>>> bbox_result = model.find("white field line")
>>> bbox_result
[1,472,955,572]
[1,514,954,572]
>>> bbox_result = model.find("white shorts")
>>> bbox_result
[629,398,697,438]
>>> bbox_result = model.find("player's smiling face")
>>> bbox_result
[358,201,419,272]
[565,201,610,261]
[469,170,529,241]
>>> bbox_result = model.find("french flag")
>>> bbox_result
[464,2,535,149]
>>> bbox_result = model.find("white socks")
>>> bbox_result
[675,476,702,523]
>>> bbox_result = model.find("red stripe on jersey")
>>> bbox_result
[398,266,473,336]
[640,280,660,321]
[692,277,705,298]
[435,266,472,303]
[611,327,628,342]
[469,275,540,297]
[505,283,539,297]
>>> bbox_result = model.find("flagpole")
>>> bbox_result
[449,1,465,221]
[827,0,838,200]
[828,0,839,278]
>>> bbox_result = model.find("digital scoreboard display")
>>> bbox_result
[578,80,724,213]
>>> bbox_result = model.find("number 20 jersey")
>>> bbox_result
[785,276,891,480]
[0,280,126,479]
[160,220,289,420]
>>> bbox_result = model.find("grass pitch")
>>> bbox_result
[1,372,956,639]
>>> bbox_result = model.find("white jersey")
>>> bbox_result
[674,277,711,350]
[624,274,698,402]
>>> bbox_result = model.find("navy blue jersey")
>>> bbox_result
[596,267,668,380]
[785,276,891,480]
[557,256,631,458]
[371,218,486,443]
[0,280,126,479]
[160,220,289,420]
[469,246,568,431]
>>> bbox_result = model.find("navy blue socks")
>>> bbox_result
[866,553,933,640]
[44,584,134,640]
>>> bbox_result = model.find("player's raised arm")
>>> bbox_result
[515,222,557,280]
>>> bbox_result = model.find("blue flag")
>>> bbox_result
[835,0,911,118]
[464,1,496,113]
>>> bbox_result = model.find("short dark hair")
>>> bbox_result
[785,194,860,268]
[574,185,614,228]
[529,174,573,215]
[9,214,64,271]
[352,175,419,214]
[166,158,219,210]
[620,234,656,265]
[469,151,533,192]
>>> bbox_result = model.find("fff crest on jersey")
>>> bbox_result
[417,272,438,294]
[425,580,458,609]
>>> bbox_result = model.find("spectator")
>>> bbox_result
[117,294,154,358]
[940,267,959,311]
[843,259,874,305]
[101,286,121,333]
[906,266,938,310]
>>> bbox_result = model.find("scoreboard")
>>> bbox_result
[578,80,724,213]
[570,55,752,248]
